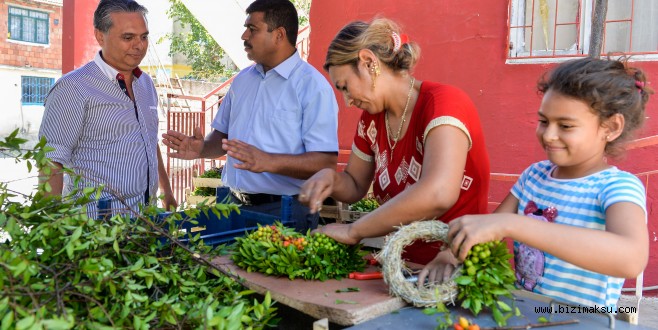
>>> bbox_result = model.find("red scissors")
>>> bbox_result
[348,271,383,280]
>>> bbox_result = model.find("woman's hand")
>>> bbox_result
[299,168,336,213]
[448,214,508,261]
[416,249,460,286]
[314,223,361,245]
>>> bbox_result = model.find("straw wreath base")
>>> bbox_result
[376,220,461,307]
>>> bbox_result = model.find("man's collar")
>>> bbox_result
[255,50,300,79]
[94,51,143,81]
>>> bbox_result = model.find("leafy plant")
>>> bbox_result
[0,129,279,329]
[162,0,311,81]
[232,223,367,280]
[349,198,379,212]
[163,0,233,81]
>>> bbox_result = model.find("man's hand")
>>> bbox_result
[222,139,272,173]
[162,193,178,211]
[162,127,204,160]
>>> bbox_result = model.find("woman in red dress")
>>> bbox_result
[299,18,490,272]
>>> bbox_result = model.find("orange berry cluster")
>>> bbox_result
[251,225,284,243]
[454,317,480,330]
[283,236,307,250]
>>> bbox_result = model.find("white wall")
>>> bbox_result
[0,66,60,140]
[141,0,173,69]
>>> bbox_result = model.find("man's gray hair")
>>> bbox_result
[94,0,148,33]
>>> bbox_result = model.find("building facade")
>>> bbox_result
[0,0,62,137]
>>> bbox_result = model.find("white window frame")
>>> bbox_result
[507,0,658,64]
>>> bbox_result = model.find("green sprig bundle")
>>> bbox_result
[454,240,518,326]
[232,223,367,280]
[349,198,379,212]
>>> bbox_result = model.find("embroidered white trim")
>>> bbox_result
[424,116,472,150]
[352,143,373,162]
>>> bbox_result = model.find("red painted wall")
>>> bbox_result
[309,0,658,293]
[62,0,99,74]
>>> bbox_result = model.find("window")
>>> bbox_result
[21,76,55,105]
[8,6,50,44]
[508,0,658,59]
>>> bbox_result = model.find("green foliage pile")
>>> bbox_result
[454,241,518,326]
[349,198,379,212]
[233,223,367,281]
[0,130,278,329]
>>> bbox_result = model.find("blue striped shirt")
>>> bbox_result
[39,52,159,217]
[212,51,339,195]
[511,160,647,308]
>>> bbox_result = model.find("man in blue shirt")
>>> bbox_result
[162,0,339,232]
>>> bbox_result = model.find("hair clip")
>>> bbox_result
[392,32,410,52]
[392,32,401,52]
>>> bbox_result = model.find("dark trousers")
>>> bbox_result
[216,187,318,233]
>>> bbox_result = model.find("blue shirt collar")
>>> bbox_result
[255,50,301,79]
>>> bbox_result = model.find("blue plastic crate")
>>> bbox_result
[163,195,294,246]
[99,193,295,246]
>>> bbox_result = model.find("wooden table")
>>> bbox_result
[212,256,648,329]
[211,255,406,326]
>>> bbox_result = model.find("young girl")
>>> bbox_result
[421,57,652,309]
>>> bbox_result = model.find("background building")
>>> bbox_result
[0,0,62,138]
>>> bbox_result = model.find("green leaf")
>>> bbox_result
[113,240,120,255]
[133,315,142,330]
[1,312,14,330]
[492,306,504,326]
[15,315,35,330]
[537,316,549,323]
[454,276,472,285]
[41,319,72,330]
[496,300,512,312]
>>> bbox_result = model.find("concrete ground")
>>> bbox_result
[0,156,38,202]
[618,295,658,329]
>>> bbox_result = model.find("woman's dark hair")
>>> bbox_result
[537,57,653,157]
[247,0,299,46]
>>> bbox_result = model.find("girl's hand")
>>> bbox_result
[448,214,508,260]
[417,249,460,286]
[313,223,361,245]
[299,168,336,213]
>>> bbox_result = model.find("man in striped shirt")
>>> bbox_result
[38,0,177,217]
